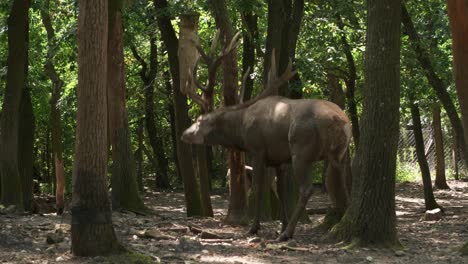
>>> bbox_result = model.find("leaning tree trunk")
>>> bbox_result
[71,0,123,256]
[410,101,441,210]
[0,0,30,208]
[107,0,146,213]
[447,0,468,255]
[330,0,401,247]
[402,3,468,170]
[41,0,65,214]
[154,0,205,216]
[432,103,450,189]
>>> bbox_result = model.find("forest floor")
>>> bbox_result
[1,181,468,264]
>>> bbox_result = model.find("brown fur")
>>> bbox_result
[182,96,352,240]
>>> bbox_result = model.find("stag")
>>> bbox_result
[182,33,352,241]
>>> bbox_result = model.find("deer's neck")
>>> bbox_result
[213,109,246,150]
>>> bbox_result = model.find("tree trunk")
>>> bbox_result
[331,0,401,247]
[410,102,441,210]
[107,0,146,213]
[145,36,170,189]
[18,85,35,212]
[136,118,144,191]
[154,0,206,216]
[452,130,460,180]
[402,3,468,170]
[71,0,123,255]
[0,0,30,208]
[241,10,257,102]
[447,0,468,255]
[336,13,360,147]
[195,145,214,216]
[265,0,308,223]
[40,0,65,214]
[432,103,450,189]
[208,0,248,223]
[130,30,170,189]
[164,71,181,184]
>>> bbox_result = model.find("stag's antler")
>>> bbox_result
[187,29,241,112]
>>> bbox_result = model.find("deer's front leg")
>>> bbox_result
[248,155,265,235]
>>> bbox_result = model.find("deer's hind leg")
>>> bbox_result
[323,151,350,227]
[277,155,314,241]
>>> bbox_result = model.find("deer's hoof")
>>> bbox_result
[248,225,259,235]
[276,232,291,242]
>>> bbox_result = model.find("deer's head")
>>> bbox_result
[182,110,226,145]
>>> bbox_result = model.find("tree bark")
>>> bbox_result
[0,0,30,208]
[71,0,123,255]
[447,0,468,255]
[107,0,146,213]
[208,0,248,223]
[331,0,401,247]
[40,0,65,214]
[18,83,34,212]
[154,0,206,216]
[432,103,450,189]
[241,10,257,102]
[410,102,441,210]
[402,3,468,170]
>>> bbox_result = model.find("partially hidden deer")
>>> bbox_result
[181,31,352,241]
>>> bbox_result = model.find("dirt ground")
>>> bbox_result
[1,181,468,264]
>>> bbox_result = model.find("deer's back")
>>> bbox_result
[241,96,351,164]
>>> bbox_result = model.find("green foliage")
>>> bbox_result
[396,159,419,183]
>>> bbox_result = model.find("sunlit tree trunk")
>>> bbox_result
[71,0,123,255]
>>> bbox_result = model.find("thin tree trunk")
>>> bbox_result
[452,130,460,180]
[241,10,257,102]
[336,13,360,147]
[164,71,181,184]
[331,0,401,247]
[432,103,450,189]
[41,0,65,214]
[410,102,441,210]
[0,0,30,208]
[402,4,468,170]
[71,0,123,255]
[135,118,144,191]
[130,29,170,190]
[154,0,205,216]
[107,0,146,213]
